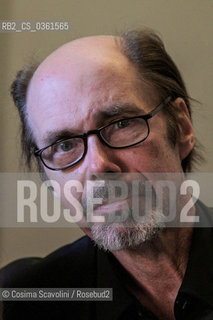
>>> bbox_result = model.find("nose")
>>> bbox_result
[85,135,122,178]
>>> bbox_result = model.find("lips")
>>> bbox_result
[81,176,155,219]
[93,198,131,214]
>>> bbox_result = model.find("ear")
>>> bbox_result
[173,98,195,160]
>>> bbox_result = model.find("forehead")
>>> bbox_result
[27,37,156,145]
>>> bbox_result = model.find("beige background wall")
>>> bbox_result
[0,0,213,267]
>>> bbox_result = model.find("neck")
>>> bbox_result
[112,226,193,319]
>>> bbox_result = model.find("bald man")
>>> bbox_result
[1,30,213,320]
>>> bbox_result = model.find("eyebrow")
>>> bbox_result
[41,103,145,147]
[42,129,78,146]
[96,103,145,121]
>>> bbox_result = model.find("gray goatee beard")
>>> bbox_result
[81,177,167,251]
[90,209,166,251]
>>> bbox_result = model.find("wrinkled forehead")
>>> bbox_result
[28,36,139,93]
[28,35,155,103]
[26,36,157,144]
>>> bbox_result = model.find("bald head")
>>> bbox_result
[31,35,130,88]
[28,35,144,111]
[37,35,121,71]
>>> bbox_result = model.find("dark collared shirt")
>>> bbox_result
[96,200,213,319]
[1,201,213,319]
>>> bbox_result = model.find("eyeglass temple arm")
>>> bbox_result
[146,96,173,119]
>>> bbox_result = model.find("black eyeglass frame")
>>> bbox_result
[34,96,172,171]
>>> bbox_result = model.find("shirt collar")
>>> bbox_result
[95,200,213,319]
[96,248,135,320]
[178,200,213,309]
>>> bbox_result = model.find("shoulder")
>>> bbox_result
[196,200,213,227]
[196,200,213,214]
[0,236,97,288]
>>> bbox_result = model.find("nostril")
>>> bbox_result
[90,171,117,181]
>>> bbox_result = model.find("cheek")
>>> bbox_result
[45,169,86,205]
[120,141,161,171]
[120,139,180,173]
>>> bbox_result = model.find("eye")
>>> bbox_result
[116,119,130,129]
[58,140,75,152]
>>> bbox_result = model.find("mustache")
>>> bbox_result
[81,177,155,212]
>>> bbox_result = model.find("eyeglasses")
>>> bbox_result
[34,96,172,171]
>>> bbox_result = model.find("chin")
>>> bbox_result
[90,209,166,251]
